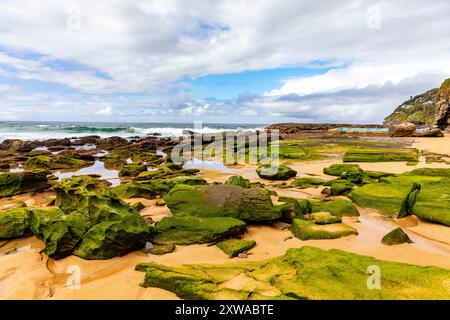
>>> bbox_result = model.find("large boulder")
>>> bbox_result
[388,123,416,137]
[0,139,36,152]
[0,172,49,198]
[151,216,246,245]
[433,78,450,130]
[412,129,444,137]
[165,184,282,222]
[256,165,297,181]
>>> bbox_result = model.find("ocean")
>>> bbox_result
[0,121,265,142]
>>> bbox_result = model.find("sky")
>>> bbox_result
[0,0,449,124]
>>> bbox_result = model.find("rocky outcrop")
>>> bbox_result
[388,123,416,137]
[433,78,450,130]
[412,128,444,137]
[0,172,49,198]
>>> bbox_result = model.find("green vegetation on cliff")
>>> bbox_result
[384,88,437,125]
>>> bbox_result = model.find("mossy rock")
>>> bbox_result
[111,176,207,199]
[311,199,360,217]
[131,151,162,163]
[364,171,396,179]
[148,243,176,255]
[0,172,49,198]
[136,246,450,300]
[323,164,361,177]
[165,184,281,222]
[311,212,342,225]
[291,219,358,240]
[224,175,250,188]
[25,155,89,170]
[276,200,305,222]
[348,169,450,225]
[0,207,32,239]
[381,228,413,245]
[330,180,354,196]
[217,239,256,258]
[119,164,147,177]
[343,147,419,163]
[135,166,199,181]
[103,154,127,169]
[151,216,247,245]
[291,177,325,188]
[73,218,150,260]
[256,165,297,181]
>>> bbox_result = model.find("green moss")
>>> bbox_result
[111,176,207,199]
[151,216,247,245]
[165,184,281,222]
[323,164,361,177]
[131,151,162,164]
[381,228,413,245]
[330,180,354,196]
[103,153,127,170]
[256,165,297,181]
[132,202,146,212]
[136,246,450,300]
[343,147,419,163]
[25,155,89,170]
[0,207,31,238]
[217,239,256,258]
[0,172,49,198]
[311,199,360,217]
[148,243,176,255]
[118,164,147,177]
[311,212,342,225]
[224,175,250,188]
[291,219,358,240]
[348,170,450,225]
[291,177,325,188]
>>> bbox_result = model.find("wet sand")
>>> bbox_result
[0,133,449,299]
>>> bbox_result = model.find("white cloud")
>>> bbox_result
[95,105,113,116]
[0,0,449,122]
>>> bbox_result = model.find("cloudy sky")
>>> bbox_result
[0,0,449,124]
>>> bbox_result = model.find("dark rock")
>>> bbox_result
[381,227,413,245]
[0,172,49,198]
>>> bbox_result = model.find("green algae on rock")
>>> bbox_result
[256,165,297,181]
[291,177,325,188]
[291,219,358,240]
[118,164,147,177]
[329,179,354,196]
[310,212,342,225]
[224,175,250,188]
[311,199,360,217]
[217,239,256,258]
[381,228,413,245]
[151,216,247,245]
[148,243,176,255]
[1,175,154,260]
[348,169,450,226]
[0,171,49,198]
[343,147,419,163]
[0,207,32,238]
[323,164,361,177]
[25,155,92,170]
[165,184,281,222]
[111,176,207,199]
[136,246,450,300]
